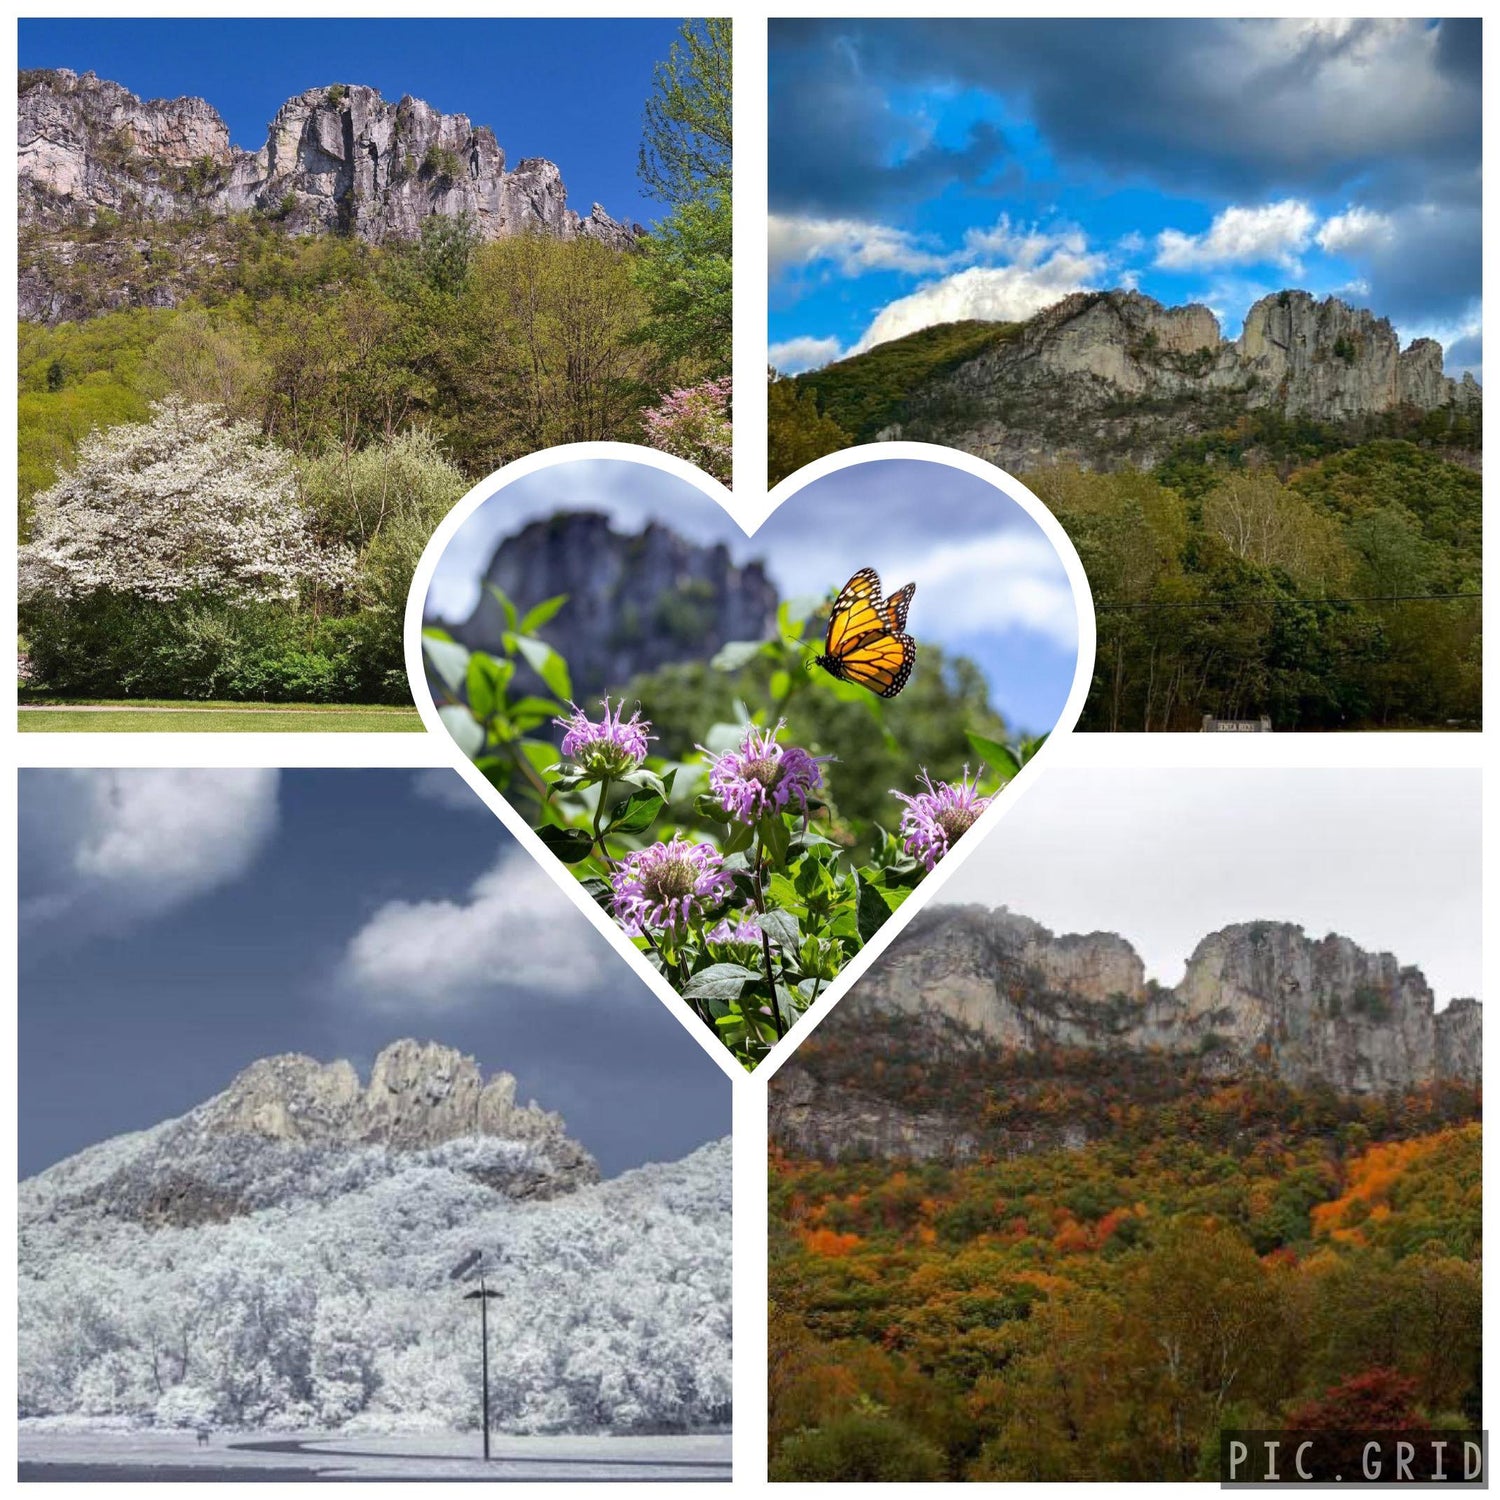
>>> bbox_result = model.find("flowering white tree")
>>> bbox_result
[20,399,354,605]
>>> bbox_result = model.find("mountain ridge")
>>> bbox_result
[24,1039,601,1229]
[18,67,641,322]
[445,510,779,704]
[793,288,1481,474]
[771,905,1481,1161]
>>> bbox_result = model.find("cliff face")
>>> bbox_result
[451,512,779,703]
[893,289,1481,471]
[19,69,636,267]
[772,905,1481,1160]
[31,1040,599,1229]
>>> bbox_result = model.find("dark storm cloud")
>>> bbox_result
[769,21,1016,215]
[774,19,1481,203]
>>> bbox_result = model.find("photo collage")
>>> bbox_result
[11,13,1487,1489]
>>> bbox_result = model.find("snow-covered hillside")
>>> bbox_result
[19,1043,731,1434]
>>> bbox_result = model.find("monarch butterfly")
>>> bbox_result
[813,566,917,699]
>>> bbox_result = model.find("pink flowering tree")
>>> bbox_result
[640,378,732,485]
[424,587,1038,1069]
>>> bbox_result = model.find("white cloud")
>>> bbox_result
[769,334,846,374]
[962,216,1088,268]
[338,852,611,1014]
[913,530,1079,651]
[769,213,953,277]
[854,248,1104,353]
[410,768,489,815]
[21,770,280,932]
[1155,199,1317,271]
[1316,205,1396,257]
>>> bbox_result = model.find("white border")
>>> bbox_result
[403,439,1096,1081]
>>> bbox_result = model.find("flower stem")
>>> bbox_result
[590,776,616,869]
[750,852,786,1042]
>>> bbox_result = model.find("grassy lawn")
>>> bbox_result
[19,700,424,732]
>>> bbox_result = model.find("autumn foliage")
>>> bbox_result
[769,1057,1481,1481]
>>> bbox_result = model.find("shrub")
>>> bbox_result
[771,1411,946,1481]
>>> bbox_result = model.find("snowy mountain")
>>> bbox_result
[19,1042,731,1434]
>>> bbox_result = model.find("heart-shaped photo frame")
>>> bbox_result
[407,440,1096,1071]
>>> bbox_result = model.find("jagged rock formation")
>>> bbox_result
[449,511,779,703]
[26,1039,598,1229]
[889,289,1481,471]
[772,905,1481,1160]
[20,69,638,247]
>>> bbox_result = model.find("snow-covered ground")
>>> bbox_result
[18,1427,732,1481]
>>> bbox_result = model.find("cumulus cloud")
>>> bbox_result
[915,530,1079,650]
[769,213,953,277]
[20,770,280,934]
[338,852,612,1014]
[1155,200,1317,271]
[769,334,846,374]
[409,768,489,815]
[854,249,1103,353]
[1316,205,1396,256]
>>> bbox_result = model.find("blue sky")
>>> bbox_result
[19,18,682,224]
[19,769,729,1180]
[769,19,1482,379]
[427,456,1080,735]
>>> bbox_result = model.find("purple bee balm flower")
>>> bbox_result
[892,766,995,872]
[707,915,765,948]
[554,697,652,780]
[702,719,825,824]
[611,837,734,939]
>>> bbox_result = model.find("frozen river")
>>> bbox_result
[18,1428,733,1482]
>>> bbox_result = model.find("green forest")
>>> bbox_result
[768,326,1482,731]
[769,1033,1482,1480]
[18,19,731,712]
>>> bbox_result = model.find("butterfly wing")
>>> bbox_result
[881,582,915,634]
[834,631,917,699]
[823,567,888,659]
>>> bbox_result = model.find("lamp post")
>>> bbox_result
[450,1249,501,1461]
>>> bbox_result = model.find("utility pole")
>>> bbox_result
[451,1250,501,1461]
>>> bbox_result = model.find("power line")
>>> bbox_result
[1095,591,1481,613]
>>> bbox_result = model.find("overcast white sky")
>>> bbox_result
[427,456,1080,733]
[949,768,1480,1005]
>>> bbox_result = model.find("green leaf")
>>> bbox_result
[711,639,768,672]
[682,963,760,1002]
[966,731,1021,782]
[606,788,666,835]
[856,879,892,945]
[757,814,792,869]
[509,695,561,720]
[720,821,755,856]
[487,584,519,634]
[617,767,668,799]
[513,636,573,702]
[437,705,484,758]
[579,876,614,910]
[423,634,471,696]
[758,907,802,950]
[769,669,791,701]
[465,653,513,721]
[519,593,569,633]
[534,825,595,864]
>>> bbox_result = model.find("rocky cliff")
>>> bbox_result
[449,511,779,703]
[18,69,636,315]
[771,905,1481,1160]
[26,1039,599,1229]
[889,289,1481,471]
